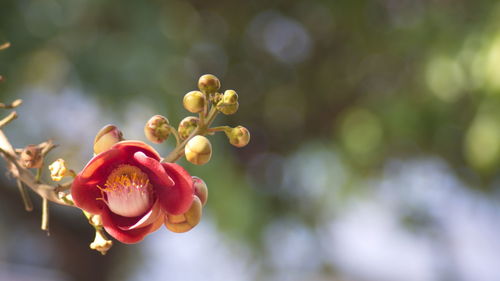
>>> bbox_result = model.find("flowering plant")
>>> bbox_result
[0,43,250,255]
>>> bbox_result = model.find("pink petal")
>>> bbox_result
[101,211,154,244]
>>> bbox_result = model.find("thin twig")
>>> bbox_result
[0,111,17,128]
[41,198,50,234]
[0,42,10,51]
[0,99,23,109]
[16,180,33,211]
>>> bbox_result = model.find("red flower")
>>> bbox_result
[71,141,194,243]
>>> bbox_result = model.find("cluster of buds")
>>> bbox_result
[176,74,250,165]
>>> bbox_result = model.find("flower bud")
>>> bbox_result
[183,91,206,113]
[222,90,238,105]
[49,158,69,181]
[185,135,212,165]
[217,102,239,115]
[226,126,250,147]
[144,115,170,144]
[198,74,221,94]
[94,125,123,155]
[192,176,208,206]
[90,229,113,255]
[20,145,43,169]
[178,116,199,139]
[165,196,202,233]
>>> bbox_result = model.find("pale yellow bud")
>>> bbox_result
[94,125,123,155]
[222,90,238,105]
[178,116,199,140]
[226,126,250,148]
[144,115,170,144]
[198,74,221,94]
[20,145,43,169]
[192,176,208,206]
[217,102,239,115]
[185,135,212,165]
[165,196,202,233]
[90,229,113,255]
[49,159,69,181]
[183,91,206,113]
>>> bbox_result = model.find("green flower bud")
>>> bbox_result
[192,176,208,206]
[226,126,250,147]
[183,91,206,113]
[144,115,170,144]
[185,135,212,165]
[165,196,202,233]
[198,74,221,94]
[222,90,238,104]
[217,102,239,115]
[178,116,199,139]
[94,125,124,155]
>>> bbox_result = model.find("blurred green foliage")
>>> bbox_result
[1,0,500,280]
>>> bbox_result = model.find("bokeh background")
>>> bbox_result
[1,0,500,280]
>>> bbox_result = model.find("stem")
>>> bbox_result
[163,106,219,163]
[208,126,231,133]
[36,166,42,183]
[41,198,50,234]
[169,125,181,146]
[16,180,33,211]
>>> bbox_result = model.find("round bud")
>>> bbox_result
[183,91,206,113]
[185,135,212,165]
[222,90,238,105]
[198,74,221,94]
[144,115,170,144]
[20,145,43,169]
[192,176,208,206]
[226,126,250,148]
[165,196,202,233]
[94,125,124,155]
[217,102,239,115]
[178,116,199,139]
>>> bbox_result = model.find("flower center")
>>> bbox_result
[98,165,152,217]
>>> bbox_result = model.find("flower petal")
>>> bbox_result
[159,163,194,215]
[112,141,161,161]
[133,151,175,188]
[71,148,125,214]
[101,211,155,244]
[116,200,162,231]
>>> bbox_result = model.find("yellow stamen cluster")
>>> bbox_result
[98,165,150,193]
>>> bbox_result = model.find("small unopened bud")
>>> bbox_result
[183,91,206,113]
[144,115,170,144]
[90,229,113,255]
[49,158,70,181]
[178,116,199,139]
[185,135,212,165]
[217,102,239,115]
[20,145,43,169]
[226,126,250,148]
[198,74,221,94]
[165,196,202,233]
[222,90,238,104]
[94,125,123,155]
[192,176,208,206]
